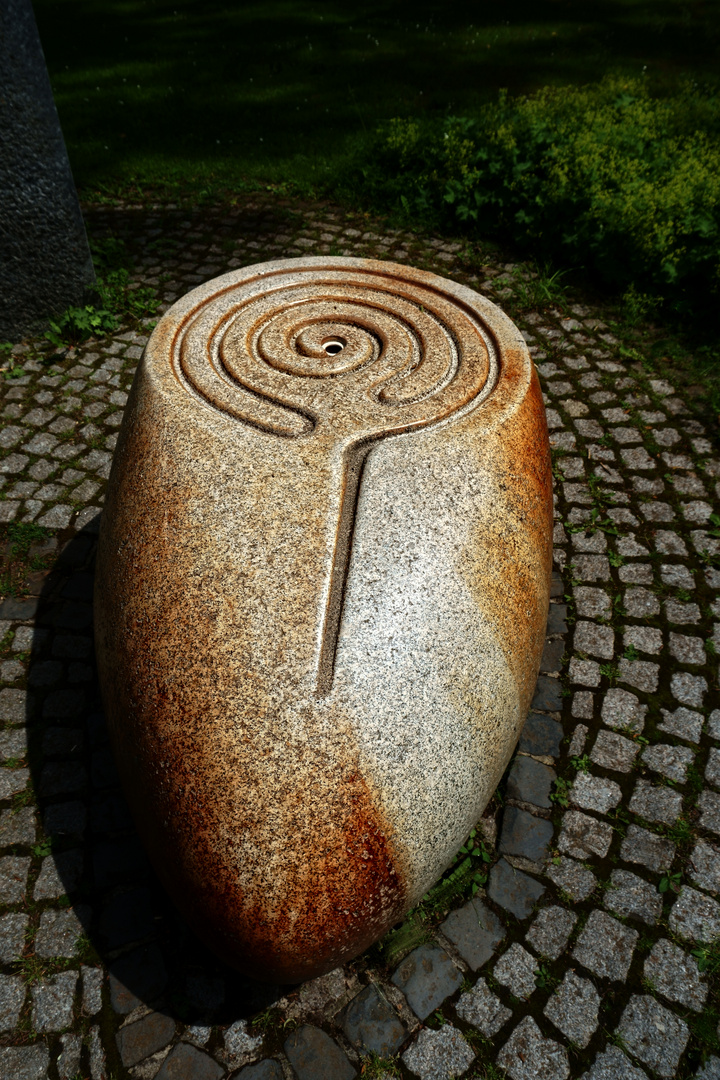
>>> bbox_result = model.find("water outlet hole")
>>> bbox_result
[323,339,345,355]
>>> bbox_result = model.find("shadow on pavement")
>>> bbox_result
[27,523,286,1032]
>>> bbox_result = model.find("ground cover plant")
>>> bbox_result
[33,0,720,395]
[346,77,720,327]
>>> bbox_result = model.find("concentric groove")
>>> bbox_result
[171,264,500,693]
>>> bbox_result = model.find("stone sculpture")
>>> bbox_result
[0,0,95,339]
[95,258,552,982]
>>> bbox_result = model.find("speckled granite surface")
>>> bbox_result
[95,257,552,982]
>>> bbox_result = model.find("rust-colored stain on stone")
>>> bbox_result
[95,258,552,981]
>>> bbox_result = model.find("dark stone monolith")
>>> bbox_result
[0,0,95,340]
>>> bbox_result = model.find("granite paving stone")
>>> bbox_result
[487,857,545,917]
[0,726,28,758]
[546,856,597,900]
[572,554,611,581]
[401,1025,475,1080]
[660,564,695,588]
[289,967,345,1015]
[689,839,720,893]
[695,1059,720,1080]
[573,693,594,719]
[184,1024,213,1047]
[440,896,505,970]
[543,970,600,1048]
[669,886,720,942]
[235,1063,284,1079]
[499,806,554,861]
[507,757,556,808]
[518,713,563,759]
[644,939,707,1012]
[622,626,663,654]
[34,906,90,958]
[620,825,676,874]
[34,848,84,900]
[0,855,31,903]
[0,974,26,1032]
[493,943,539,999]
[0,807,34,846]
[570,772,622,814]
[658,706,704,744]
[619,563,654,585]
[697,789,720,834]
[31,971,78,1032]
[154,1042,224,1080]
[558,810,614,860]
[629,780,683,825]
[116,1011,177,1068]
[0,765,29,799]
[665,600,702,624]
[578,1044,649,1080]
[624,588,660,617]
[572,910,638,981]
[619,658,659,693]
[574,587,611,619]
[284,1026,356,1080]
[705,747,720,788]
[391,945,462,1020]
[641,743,694,783]
[0,688,29,721]
[497,1016,570,1080]
[669,632,706,664]
[343,983,406,1056]
[617,995,689,1078]
[603,869,663,924]
[455,977,512,1036]
[57,1033,82,1080]
[656,531,688,555]
[223,1019,264,1066]
[541,638,565,673]
[0,1046,50,1080]
[590,730,639,773]
[572,529,607,552]
[601,688,647,732]
[570,657,601,686]
[532,676,564,712]
[525,906,577,959]
[568,725,588,757]
[0,912,27,963]
[81,965,103,1015]
[671,671,707,707]
[709,708,720,739]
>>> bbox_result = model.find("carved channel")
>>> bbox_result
[171,266,499,695]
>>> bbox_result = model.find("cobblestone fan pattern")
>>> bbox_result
[1,198,719,1080]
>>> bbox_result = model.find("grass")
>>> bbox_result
[0,523,55,603]
[34,0,720,202]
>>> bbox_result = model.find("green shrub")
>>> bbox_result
[351,76,720,318]
[45,236,157,348]
[45,304,118,348]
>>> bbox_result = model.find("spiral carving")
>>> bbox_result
[170,262,499,693]
[174,265,497,442]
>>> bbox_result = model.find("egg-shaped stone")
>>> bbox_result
[95,257,552,983]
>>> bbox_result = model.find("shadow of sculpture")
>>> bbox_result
[27,522,288,1038]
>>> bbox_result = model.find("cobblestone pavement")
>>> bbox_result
[1,196,719,1080]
